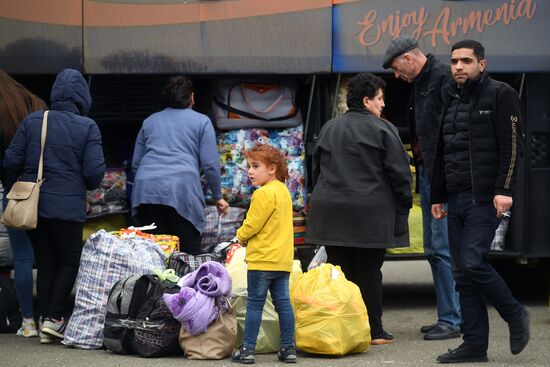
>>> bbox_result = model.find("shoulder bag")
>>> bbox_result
[0,110,48,230]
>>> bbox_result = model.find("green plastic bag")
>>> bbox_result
[227,248,280,353]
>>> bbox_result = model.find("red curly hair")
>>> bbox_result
[245,143,289,183]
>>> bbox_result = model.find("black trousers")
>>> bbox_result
[325,246,386,336]
[137,204,201,254]
[27,218,83,320]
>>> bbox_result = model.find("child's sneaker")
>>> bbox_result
[41,318,66,339]
[278,345,298,363]
[16,318,38,338]
[232,345,255,364]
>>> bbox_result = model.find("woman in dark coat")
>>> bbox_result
[306,73,412,345]
[4,69,105,342]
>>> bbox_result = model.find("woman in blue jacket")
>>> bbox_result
[3,69,105,342]
[131,75,228,254]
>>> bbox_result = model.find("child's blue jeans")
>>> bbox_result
[243,270,295,349]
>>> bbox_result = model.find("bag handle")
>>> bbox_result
[240,83,285,115]
[36,111,49,184]
[213,98,298,122]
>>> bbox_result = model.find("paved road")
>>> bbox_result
[1,261,549,367]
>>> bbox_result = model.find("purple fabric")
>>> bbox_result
[180,261,232,297]
[163,261,231,335]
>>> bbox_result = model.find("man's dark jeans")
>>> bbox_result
[447,191,522,352]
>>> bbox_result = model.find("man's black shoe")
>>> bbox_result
[424,325,461,340]
[436,343,488,363]
[509,307,530,355]
[420,322,439,333]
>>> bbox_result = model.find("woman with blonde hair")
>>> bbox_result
[0,69,46,338]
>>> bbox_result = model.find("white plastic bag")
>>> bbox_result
[307,246,327,270]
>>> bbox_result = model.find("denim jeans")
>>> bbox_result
[243,270,295,349]
[418,165,461,329]
[2,195,35,318]
[447,191,523,351]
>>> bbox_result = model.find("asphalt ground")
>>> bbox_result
[1,260,549,367]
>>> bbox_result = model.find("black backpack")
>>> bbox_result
[103,274,181,357]
[0,276,22,333]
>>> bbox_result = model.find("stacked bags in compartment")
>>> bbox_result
[204,79,306,211]
[291,263,371,356]
[63,230,166,349]
[83,168,132,243]
[209,127,306,210]
[87,169,129,218]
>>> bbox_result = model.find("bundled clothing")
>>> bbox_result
[163,261,231,335]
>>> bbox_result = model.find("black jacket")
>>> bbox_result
[306,109,412,249]
[431,72,522,204]
[408,54,452,179]
[440,86,473,192]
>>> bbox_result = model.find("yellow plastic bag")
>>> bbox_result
[291,263,370,356]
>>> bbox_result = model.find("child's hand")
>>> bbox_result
[216,198,229,216]
[233,236,245,247]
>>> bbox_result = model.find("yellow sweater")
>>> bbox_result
[236,180,294,272]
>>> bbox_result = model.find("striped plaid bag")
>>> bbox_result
[63,230,166,349]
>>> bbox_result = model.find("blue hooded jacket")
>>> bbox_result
[4,69,105,223]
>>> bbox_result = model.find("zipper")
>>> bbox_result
[467,92,477,204]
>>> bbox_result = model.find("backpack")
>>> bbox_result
[103,274,181,357]
[0,277,22,333]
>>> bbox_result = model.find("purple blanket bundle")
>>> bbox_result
[163,261,232,335]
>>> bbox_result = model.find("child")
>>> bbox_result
[232,143,297,364]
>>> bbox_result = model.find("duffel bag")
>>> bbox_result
[212,79,302,130]
[167,251,224,278]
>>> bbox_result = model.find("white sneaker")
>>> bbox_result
[16,318,38,338]
[41,318,66,339]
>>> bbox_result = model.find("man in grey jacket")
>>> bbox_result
[383,37,461,341]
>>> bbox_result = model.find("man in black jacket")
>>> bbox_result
[431,40,529,363]
[384,37,461,341]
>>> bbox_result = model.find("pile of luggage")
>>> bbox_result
[61,226,372,359]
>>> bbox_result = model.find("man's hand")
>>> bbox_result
[215,198,229,216]
[431,203,447,220]
[493,195,513,218]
